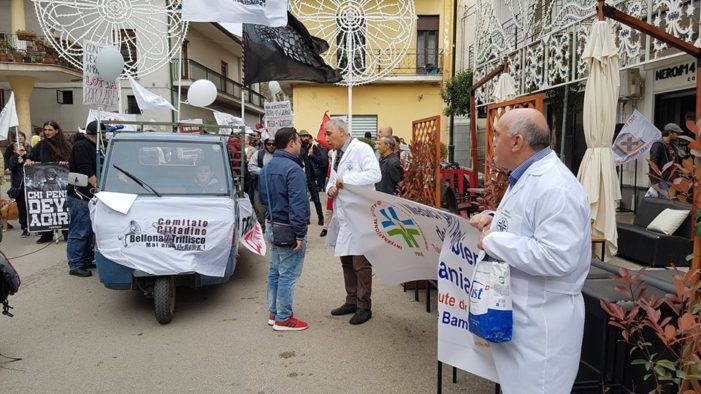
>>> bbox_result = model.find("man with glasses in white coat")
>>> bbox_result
[325,118,381,325]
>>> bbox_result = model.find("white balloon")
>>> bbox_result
[268,81,281,95]
[95,46,124,81]
[187,79,218,107]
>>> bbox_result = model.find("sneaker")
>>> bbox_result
[267,314,275,326]
[273,316,308,331]
[320,229,327,237]
[21,229,30,238]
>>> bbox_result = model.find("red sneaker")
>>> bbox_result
[273,316,309,331]
[267,314,275,326]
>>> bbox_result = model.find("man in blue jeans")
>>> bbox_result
[66,121,104,277]
[259,127,310,331]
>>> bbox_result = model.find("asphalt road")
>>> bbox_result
[0,214,494,393]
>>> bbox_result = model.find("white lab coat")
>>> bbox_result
[326,138,381,256]
[482,151,591,394]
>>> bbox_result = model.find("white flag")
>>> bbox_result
[0,92,19,140]
[127,76,176,111]
[182,0,288,27]
[612,110,662,165]
[213,111,245,135]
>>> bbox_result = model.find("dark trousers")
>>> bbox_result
[308,181,324,221]
[315,167,327,192]
[340,255,372,310]
[16,188,27,230]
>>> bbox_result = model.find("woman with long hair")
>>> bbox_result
[25,120,72,243]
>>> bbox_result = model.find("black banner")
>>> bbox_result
[24,163,69,231]
[243,12,342,85]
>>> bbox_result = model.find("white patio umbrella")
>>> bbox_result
[492,72,517,102]
[576,21,622,256]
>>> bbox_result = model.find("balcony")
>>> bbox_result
[171,59,267,111]
[0,33,82,82]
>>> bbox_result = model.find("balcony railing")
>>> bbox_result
[0,33,79,69]
[172,59,267,109]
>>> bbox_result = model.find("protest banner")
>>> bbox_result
[91,196,236,277]
[236,197,266,256]
[83,41,119,107]
[264,101,293,136]
[341,185,498,382]
[612,110,662,165]
[24,163,69,231]
[86,109,137,131]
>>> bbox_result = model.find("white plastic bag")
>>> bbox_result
[468,255,513,343]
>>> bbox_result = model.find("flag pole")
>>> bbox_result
[96,107,102,183]
[177,43,183,123]
[346,34,353,133]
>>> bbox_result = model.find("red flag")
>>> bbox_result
[316,111,331,148]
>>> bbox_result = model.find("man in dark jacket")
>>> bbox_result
[299,129,324,225]
[647,123,681,199]
[65,121,104,277]
[376,136,404,195]
[259,127,310,331]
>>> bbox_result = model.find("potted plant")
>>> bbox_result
[13,49,25,63]
[0,40,11,62]
[15,29,37,41]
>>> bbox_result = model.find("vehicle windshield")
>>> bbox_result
[103,140,230,196]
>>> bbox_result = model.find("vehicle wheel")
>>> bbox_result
[153,276,175,324]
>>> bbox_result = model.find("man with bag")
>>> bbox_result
[469,108,591,394]
[325,118,381,325]
[259,127,310,331]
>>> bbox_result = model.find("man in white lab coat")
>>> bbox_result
[325,118,382,325]
[470,108,591,393]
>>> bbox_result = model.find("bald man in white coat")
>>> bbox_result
[470,108,591,393]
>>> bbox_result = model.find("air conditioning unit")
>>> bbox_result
[619,68,643,99]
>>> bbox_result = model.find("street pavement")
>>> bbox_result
[0,204,494,393]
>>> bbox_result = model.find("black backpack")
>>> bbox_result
[0,250,20,317]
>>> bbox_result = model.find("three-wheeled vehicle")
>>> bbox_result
[92,132,240,324]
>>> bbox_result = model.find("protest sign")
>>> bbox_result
[264,101,293,136]
[86,109,137,131]
[612,110,662,165]
[83,41,119,107]
[91,196,236,277]
[24,163,69,231]
[341,185,498,382]
[236,197,266,256]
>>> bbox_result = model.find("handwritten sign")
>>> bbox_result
[264,101,293,135]
[83,41,119,107]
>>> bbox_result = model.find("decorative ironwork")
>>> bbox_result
[402,115,441,208]
[472,0,699,107]
[290,0,416,86]
[32,0,188,78]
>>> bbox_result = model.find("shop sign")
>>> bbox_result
[654,60,696,93]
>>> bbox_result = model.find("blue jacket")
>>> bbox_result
[259,150,310,239]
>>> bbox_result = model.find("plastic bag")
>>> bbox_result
[468,255,512,343]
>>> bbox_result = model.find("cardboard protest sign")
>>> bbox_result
[24,163,69,231]
[264,101,293,136]
[83,41,119,107]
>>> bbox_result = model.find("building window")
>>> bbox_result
[417,16,439,73]
[181,40,189,79]
[120,29,138,73]
[126,95,140,114]
[220,60,229,91]
[56,90,73,104]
